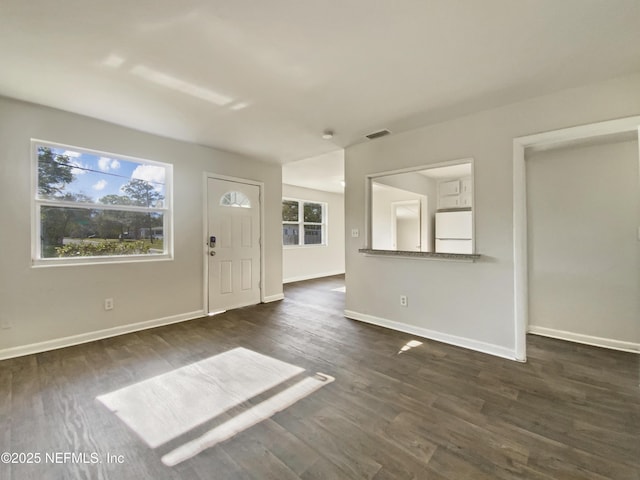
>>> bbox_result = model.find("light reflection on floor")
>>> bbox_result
[97,347,333,465]
[398,339,423,354]
[162,373,334,466]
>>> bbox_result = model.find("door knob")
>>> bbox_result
[210,251,216,256]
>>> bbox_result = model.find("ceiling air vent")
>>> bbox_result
[365,129,391,140]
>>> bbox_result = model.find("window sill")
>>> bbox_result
[358,249,480,262]
[32,253,173,268]
[283,244,327,249]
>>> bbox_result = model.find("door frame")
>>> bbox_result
[512,115,640,362]
[390,199,422,251]
[203,172,265,314]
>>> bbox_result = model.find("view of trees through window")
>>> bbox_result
[282,199,325,246]
[35,144,170,259]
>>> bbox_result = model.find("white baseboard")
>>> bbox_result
[344,310,518,361]
[528,325,640,354]
[263,293,285,303]
[0,310,206,361]
[283,270,345,284]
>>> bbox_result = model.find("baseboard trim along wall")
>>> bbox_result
[283,270,346,284]
[0,310,206,361]
[263,293,285,303]
[344,310,518,361]
[528,325,640,354]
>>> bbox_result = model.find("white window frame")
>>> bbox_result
[31,139,173,267]
[282,198,327,247]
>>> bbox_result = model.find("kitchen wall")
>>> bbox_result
[374,172,437,252]
[0,96,283,358]
[282,184,345,283]
[526,137,639,350]
[372,184,426,251]
[345,72,640,360]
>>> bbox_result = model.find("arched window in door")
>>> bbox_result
[220,191,251,208]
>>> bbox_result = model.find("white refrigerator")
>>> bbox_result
[435,211,473,254]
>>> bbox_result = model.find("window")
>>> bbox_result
[282,199,326,246]
[220,191,251,208]
[368,159,474,254]
[33,140,172,265]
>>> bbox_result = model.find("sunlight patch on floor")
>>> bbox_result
[331,286,346,293]
[161,373,334,466]
[398,339,423,354]
[97,347,304,448]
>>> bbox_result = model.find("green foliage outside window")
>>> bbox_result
[55,240,151,257]
[37,147,74,197]
[282,200,299,222]
[303,202,322,223]
[36,144,167,259]
[282,199,325,246]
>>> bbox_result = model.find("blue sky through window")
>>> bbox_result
[39,145,166,204]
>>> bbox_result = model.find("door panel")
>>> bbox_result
[241,259,252,291]
[241,216,252,247]
[219,215,232,248]
[207,178,261,313]
[220,261,233,294]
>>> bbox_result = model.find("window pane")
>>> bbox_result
[41,206,164,258]
[282,224,299,245]
[220,191,251,208]
[303,202,323,223]
[282,200,298,221]
[304,225,322,245]
[36,145,166,207]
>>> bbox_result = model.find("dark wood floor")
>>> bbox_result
[1,274,639,479]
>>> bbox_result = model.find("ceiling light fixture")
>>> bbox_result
[322,130,334,140]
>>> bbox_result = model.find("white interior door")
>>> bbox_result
[207,177,261,313]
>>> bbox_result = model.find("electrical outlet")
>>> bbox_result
[400,295,408,307]
[104,298,114,311]
[351,228,359,238]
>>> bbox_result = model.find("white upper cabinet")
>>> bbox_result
[438,176,472,209]
[439,195,460,209]
[439,179,460,195]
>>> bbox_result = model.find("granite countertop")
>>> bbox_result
[358,249,481,262]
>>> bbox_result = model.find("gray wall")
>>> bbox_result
[0,96,283,353]
[527,138,639,345]
[282,184,345,283]
[345,72,640,359]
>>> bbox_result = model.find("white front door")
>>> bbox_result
[207,177,261,313]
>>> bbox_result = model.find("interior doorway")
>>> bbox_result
[513,116,640,361]
[526,136,639,351]
[391,200,421,251]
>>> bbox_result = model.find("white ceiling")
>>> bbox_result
[1,0,640,167]
[419,163,472,180]
[282,150,345,194]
